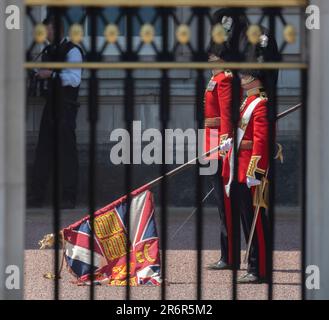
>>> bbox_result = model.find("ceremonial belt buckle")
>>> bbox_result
[204,117,221,128]
[240,140,253,150]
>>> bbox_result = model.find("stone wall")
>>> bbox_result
[26,70,302,209]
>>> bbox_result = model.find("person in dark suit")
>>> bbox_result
[28,16,83,209]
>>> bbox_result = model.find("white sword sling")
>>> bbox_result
[225,97,262,196]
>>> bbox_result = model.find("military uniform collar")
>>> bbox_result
[241,88,267,111]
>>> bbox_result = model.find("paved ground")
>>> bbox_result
[24,207,301,300]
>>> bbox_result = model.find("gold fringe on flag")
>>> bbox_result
[39,231,66,280]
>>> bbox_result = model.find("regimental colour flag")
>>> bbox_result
[62,189,161,286]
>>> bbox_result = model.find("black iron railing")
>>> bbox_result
[25,0,308,300]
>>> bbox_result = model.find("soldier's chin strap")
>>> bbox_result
[240,75,255,86]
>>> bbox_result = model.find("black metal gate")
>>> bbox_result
[25,0,308,300]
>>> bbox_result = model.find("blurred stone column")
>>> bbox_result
[307,0,329,299]
[0,0,25,299]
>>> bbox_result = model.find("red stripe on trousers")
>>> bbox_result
[255,210,266,278]
[223,178,233,265]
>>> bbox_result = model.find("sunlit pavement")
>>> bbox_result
[25,208,301,300]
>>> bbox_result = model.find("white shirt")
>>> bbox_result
[60,46,82,87]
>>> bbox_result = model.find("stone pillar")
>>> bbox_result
[0,0,25,299]
[306,0,329,299]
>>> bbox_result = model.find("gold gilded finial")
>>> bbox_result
[39,232,65,280]
[176,24,190,45]
[284,25,296,44]
[34,23,47,44]
[39,233,55,249]
[104,24,119,44]
[247,25,262,45]
[69,24,84,44]
[39,231,64,249]
[140,24,155,44]
[212,23,227,44]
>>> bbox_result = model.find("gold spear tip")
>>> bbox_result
[38,231,64,249]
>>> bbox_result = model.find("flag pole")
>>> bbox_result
[132,103,302,196]
[276,103,301,120]
[38,104,302,250]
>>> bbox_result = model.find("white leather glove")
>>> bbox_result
[246,176,261,188]
[220,138,232,152]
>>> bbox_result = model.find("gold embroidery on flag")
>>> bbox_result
[94,211,122,239]
[144,244,156,263]
[101,233,127,261]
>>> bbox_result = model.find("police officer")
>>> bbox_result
[28,16,83,209]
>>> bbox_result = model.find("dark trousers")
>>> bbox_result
[234,183,270,278]
[31,95,79,203]
[209,160,232,264]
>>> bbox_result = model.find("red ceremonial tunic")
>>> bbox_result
[222,93,269,183]
[203,70,233,159]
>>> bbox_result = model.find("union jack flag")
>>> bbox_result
[62,189,161,286]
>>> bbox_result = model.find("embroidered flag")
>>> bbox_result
[62,190,161,286]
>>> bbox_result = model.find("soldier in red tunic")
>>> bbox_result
[222,81,270,283]
[205,9,249,271]
[222,32,279,283]
[204,54,234,271]
[204,13,239,271]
